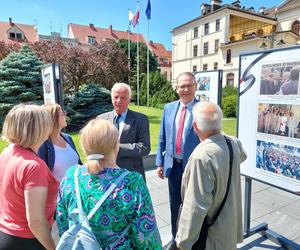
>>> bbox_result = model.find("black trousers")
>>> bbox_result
[0,231,45,250]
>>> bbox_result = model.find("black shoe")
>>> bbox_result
[164,240,179,250]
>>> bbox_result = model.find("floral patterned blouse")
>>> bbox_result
[56,165,162,250]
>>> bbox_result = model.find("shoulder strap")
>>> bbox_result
[87,171,129,220]
[74,167,129,221]
[208,135,233,226]
[74,166,84,212]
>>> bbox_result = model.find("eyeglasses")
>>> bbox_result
[177,84,195,90]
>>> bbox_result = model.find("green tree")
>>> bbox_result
[118,39,158,103]
[0,44,43,126]
[140,71,177,107]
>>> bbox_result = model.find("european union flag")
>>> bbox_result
[145,0,151,20]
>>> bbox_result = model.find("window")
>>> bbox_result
[88,36,96,45]
[226,73,234,86]
[163,71,168,78]
[9,32,15,39]
[216,19,220,31]
[215,39,219,53]
[203,42,209,55]
[9,32,23,40]
[192,65,197,72]
[204,23,209,35]
[214,62,218,70]
[194,27,199,39]
[226,49,232,64]
[16,33,22,39]
[203,64,208,71]
[292,20,300,35]
[193,45,198,57]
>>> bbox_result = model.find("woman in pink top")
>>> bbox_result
[0,104,59,250]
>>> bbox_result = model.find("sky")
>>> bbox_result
[1,0,282,50]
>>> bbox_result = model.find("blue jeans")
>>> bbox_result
[168,159,184,240]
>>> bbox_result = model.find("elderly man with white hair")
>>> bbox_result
[176,101,247,250]
[98,82,150,180]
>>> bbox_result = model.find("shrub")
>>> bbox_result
[64,84,112,131]
[222,95,237,117]
[150,83,178,108]
[222,86,237,97]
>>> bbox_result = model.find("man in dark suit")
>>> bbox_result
[98,82,150,180]
[156,72,200,249]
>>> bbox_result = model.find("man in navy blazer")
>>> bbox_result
[99,83,150,180]
[156,72,200,249]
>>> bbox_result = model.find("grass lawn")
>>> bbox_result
[0,105,237,160]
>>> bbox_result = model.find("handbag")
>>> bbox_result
[177,136,233,250]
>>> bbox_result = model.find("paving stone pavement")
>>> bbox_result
[145,169,300,249]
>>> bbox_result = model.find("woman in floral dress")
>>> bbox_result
[56,118,162,249]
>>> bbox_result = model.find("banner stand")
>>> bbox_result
[243,176,300,250]
[237,46,300,250]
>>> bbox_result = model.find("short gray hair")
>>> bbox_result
[111,82,131,98]
[176,72,196,86]
[193,101,223,132]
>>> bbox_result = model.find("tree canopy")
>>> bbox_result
[0,44,43,126]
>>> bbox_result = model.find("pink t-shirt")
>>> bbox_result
[0,144,59,238]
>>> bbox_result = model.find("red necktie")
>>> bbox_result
[175,106,187,154]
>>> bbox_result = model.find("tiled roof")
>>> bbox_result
[148,41,172,66]
[0,20,38,44]
[68,23,146,45]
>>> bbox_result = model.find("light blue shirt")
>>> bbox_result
[173,100,194,159]
[114,109,128,138]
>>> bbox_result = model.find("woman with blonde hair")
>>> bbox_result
[56,118,162,249]
[38,104,81,181]
[0,104,59,250]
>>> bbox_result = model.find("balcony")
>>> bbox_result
[228,15,275,43]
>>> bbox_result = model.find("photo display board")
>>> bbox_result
[238,46,300,193]
[42,64,57,104]
[194,70,222,105]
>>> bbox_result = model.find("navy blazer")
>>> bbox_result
[38,133,82,171]
[156,100,200,177]
[98,109,150,179]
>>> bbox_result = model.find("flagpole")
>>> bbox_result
[147,19,150,107]
[136,8,140,106]
[128,28,131,83]
[145,0,151,107]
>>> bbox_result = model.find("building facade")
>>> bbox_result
[39,32,79,48]
[171,0,300,87]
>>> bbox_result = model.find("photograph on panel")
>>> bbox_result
[259,62,300,95]
[257,103,300,138]
[256,140,300,181]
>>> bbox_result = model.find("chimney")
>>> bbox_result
[201,3,211,15]
[9,17,13,26]
[109,25,113,35]
[259,6,266,15]
[211,0,222,11]
[231,0,241,8]
[89,23,95,30]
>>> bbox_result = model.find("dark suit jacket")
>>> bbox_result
[98,109,150,179]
